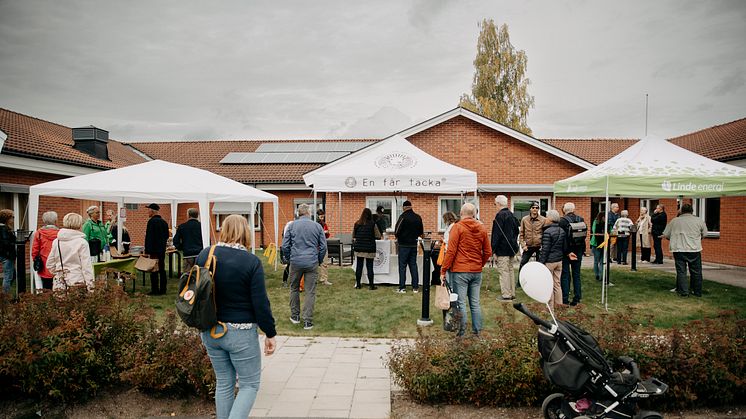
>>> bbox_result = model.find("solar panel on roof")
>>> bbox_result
[219,152,351,164]
[255,141,372,153]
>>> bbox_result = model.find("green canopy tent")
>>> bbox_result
[554,135,746,309]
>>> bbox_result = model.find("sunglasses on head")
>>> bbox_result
[531,206,539,209]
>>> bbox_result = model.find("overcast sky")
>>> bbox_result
[1,0,745,142]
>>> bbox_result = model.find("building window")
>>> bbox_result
[365,196,407,232]
[214,204,262,231]
[692,198,720,237]
[125,203,139,210]
[437,196,479,231]
[512,197,550,221]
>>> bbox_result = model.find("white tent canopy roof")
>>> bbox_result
[28,159,280,286]
[30,159,278,203]
[303,134,477,193]
[554,135,746,197]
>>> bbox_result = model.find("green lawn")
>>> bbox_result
[138,256,746,337]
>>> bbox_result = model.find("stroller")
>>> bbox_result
[515,262,668,419]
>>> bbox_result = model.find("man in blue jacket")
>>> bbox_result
[281,204,327,330]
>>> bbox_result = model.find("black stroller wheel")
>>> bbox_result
[541,393,565,419]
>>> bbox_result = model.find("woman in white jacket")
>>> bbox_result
[46,212,95,291]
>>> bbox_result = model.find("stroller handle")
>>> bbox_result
[513,303,553,330]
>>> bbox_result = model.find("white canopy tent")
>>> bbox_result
[29,160,279,290]
[303,134,478,231]
[554,135,746,308]
[303,134,478,193]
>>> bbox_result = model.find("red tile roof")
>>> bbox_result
[669,117,746,162]
[128,139,378,183]
[0,108,146,169]
[539,139,639,165]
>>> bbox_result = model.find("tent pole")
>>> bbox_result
[313,190,317,221]
[117,198,124,254]
[603,177,610,311]
[198,199,210,249]
[250,202,256,254]
[273,198,279,270]
[170,200,177,239]
[338,191,342,235]
[28,191,40,293]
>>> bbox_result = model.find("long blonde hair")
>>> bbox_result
[219,214,252,249]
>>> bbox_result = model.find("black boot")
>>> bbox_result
[354,280,361,289]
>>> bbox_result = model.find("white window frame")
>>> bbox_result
[511,196,551,218]
[691,198,720,238]
[365,196,407,232]
[214,204,262,232]
[437,195,480,231]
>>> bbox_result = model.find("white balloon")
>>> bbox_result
[519,261,553,304]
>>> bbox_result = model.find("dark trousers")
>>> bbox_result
[616,236,629,264]
[150,253,167,294]
[398,246,419,290]
[355,256,374,287]
[653,235,664,263]
[673,252,702,297]
[41,277,53,290]
[430,249,441,286]
[641,247,651,262]
[519,246,541,272]
[561,253,583,304]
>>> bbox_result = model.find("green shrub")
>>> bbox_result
[388,304,746,409]
[119,311,215,399]
[0,285,152,402]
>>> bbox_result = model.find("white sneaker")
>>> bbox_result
[670,288,677,293]
[608,282,615,287]
[413,289,419,294]
[395,289,406,294]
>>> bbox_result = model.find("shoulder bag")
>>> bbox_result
[135,255,159,272]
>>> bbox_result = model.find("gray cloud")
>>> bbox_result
[1,0,744,142]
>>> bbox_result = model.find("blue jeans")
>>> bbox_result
[592,247,604,279]
[398,246,419,290]
[1,256,14,294]
[201,325,262,419]
[561,252,583,304]
[450,272,483,336]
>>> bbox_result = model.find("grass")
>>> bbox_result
[109,255,746,337]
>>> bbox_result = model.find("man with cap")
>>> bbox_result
[144,203,170,295]
[394,200,424,293]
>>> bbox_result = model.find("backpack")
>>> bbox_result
[564,215,587,247]
[175,245,227,338]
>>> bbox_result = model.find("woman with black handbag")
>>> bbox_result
[31,211,60,290]
[352,208,381,290]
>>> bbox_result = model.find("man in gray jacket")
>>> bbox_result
[662,203,707,297]
[281,204,327,330]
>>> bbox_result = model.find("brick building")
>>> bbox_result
[2,107,745,270]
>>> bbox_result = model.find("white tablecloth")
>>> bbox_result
[351,240,426,285]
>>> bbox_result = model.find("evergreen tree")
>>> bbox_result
[460,20,535,135]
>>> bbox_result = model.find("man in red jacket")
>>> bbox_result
[440,203,492,336]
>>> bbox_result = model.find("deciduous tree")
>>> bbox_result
[460,20,535,135]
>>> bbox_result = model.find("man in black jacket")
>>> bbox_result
[651,204,668,264]
[394,200,423,293]
[492,195,519,301]
[144,203,170,295]
[559,202,585,306]
[173,208,202,273]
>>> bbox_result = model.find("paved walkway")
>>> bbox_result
[249,335,396,418]
[579,253,746,288]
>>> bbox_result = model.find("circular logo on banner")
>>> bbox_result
[345,177,357,188]
[183,290,195,301]
[661,180,672,192]
[374,152,417,170]
[373,248,387,268]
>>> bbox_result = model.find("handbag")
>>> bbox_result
[33,255,44,272]
[435,283,450,310]
[88,238,102,257]
[135,255,159,272]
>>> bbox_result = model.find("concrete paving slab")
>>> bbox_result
[252,335,392,418]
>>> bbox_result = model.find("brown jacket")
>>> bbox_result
[441,218,491,274]
[519,214,546,249]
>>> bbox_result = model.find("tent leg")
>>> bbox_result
[198,199,211,249]
[338,191,342,235]
[28,192,40,293]
[250,202,256,254]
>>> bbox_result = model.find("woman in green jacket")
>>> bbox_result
[82,205,111,260]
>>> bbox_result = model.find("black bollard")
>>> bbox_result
[418,235,433,326]
[630,225,637,272]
